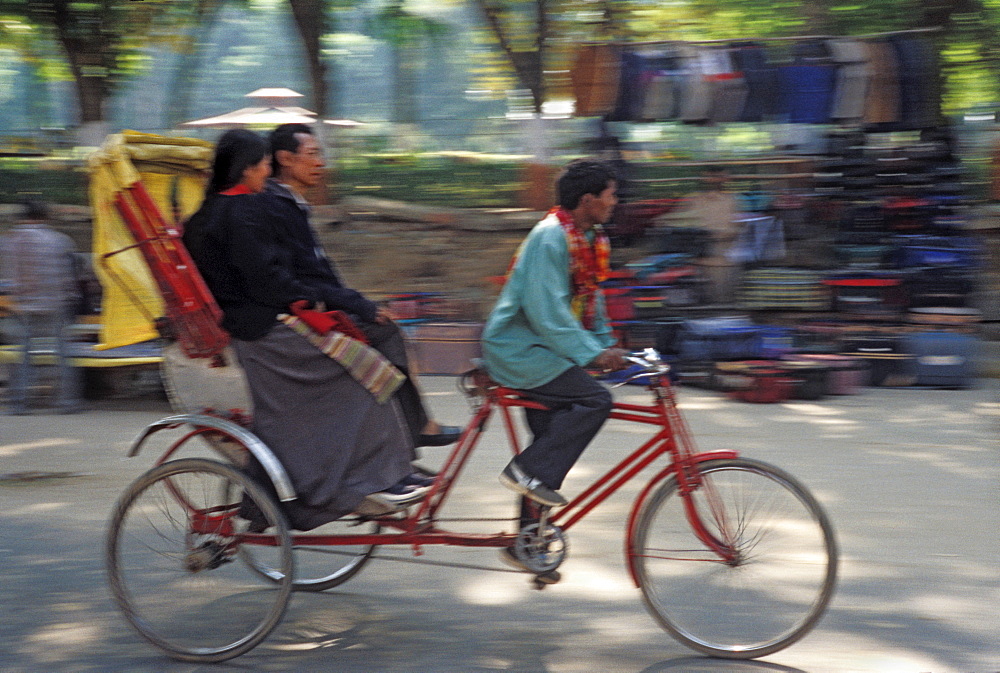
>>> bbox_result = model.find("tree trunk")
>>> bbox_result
[60,43,110,144]
[476,0,547,114]
[919,0,981,28]
[288,0,328,118]
[797,2,831,34]
[49,4,111,142]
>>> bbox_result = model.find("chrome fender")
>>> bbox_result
[128,413,297,502]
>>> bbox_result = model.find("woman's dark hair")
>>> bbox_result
[269,123,313,175]
[208,129,268,195]
[556,159,617,210]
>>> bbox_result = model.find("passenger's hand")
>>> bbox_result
[374,306,395,324]
[591,348,629,373]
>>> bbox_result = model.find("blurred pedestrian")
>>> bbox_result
[655,165,745,304]
[0,201,82,414]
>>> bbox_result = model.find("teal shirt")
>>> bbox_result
[482,214,616,390]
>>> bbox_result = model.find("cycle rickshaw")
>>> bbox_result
[91,133,838,664]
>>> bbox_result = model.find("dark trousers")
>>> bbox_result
[359,319,429,448]
[514,365,613,491]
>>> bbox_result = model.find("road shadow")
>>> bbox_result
[639,657,805,673]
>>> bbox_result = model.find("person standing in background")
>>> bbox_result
[0,201,82,414]
[655,165,745,304]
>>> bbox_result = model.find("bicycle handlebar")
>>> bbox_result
[611,349,672,388]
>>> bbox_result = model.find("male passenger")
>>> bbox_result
[261,123,459,449]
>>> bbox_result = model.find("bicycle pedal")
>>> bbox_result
[531,570,560,590]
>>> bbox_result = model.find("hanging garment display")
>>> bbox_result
[704,48,748,124]
[862,39,902,125]
[889,34,940,130]
[778,41,837,124]
[569,34,937,125]
[731,42,779,122]
[608,49,647,122]
[637,49,685,121]
[679,46,715,123]
[570,44,623,118]
[826,39,870,121]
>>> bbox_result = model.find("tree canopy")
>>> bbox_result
[1,0,1000,141]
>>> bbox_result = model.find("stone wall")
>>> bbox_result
[311,198,540,320]
[7,198,1000,329]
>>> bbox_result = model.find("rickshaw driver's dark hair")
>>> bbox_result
[556,159,618,211]
[208,129,268,195]
[269,123,314,175]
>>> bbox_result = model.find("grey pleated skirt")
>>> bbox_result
[234,323,413,529]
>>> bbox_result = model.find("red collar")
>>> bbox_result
[219,184,255,196]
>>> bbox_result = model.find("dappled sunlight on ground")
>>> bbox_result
[4,501,69,515]
[776,641,955,673]
[23,621,104,663]
[457,571,533,606]
[887,405,985,426]
[0,376,994,672]
[556,558,638,601]
[907,590,995,625]
[577,614,661,643]
[866,444,997,479]
[974,399,1000,416]
[677,397,730,412]
[778,402,845,416]
[0,437,78,458]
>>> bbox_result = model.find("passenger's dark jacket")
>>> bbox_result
[183,180,377,341]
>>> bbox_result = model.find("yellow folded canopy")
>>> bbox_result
[88,132,213,350]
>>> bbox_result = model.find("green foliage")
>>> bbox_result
[335,151,523,206]
[0,158,88,205]
[0,0,236,123]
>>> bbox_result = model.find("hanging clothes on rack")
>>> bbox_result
[862,39,902,126]
[731,42,779,122]
[778,41,837,124]
[827,38,870,122]
[638,48,685,122]
[705,47,748,123]
[608,49,647,122]
[568,29,940,126]
[679,46,715,124]
[570,44,623,118]
[889,34,940,130]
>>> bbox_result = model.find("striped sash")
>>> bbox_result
[278,314,405,404]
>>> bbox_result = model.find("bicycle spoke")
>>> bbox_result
[107,459,292,663]
[633,458,837,659]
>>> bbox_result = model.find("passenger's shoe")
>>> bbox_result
[400,471,435,488]
[498,546,561,584]
[358,482,430,516]
[417,425,462,447]
[245,518,270,534]
[499,461,567,507]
